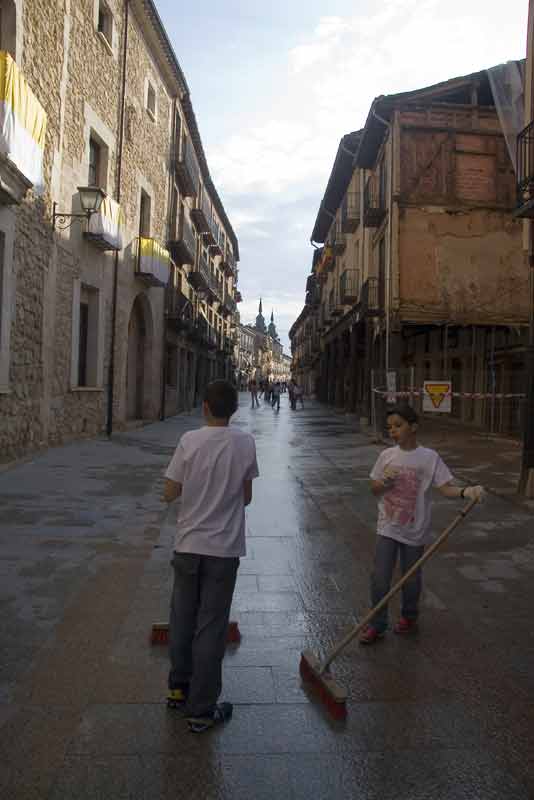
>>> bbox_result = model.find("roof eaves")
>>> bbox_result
[310,130,362,243]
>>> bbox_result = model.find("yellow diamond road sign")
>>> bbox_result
[423,381,452,413]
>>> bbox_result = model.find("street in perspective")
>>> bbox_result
[1,395,534,798]
[1,0,534,798]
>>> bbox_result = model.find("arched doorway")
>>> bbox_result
[126,294,151,420]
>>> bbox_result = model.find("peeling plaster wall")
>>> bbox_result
[398,207,525,324]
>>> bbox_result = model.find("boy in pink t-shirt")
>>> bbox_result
[360,404,484,644]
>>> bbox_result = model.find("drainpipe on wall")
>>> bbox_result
[106,0,129,438]
[371,107,394,374]
[159,96,179,421]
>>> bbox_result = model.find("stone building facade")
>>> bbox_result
[291,66,527,435]
[0,0,240,462]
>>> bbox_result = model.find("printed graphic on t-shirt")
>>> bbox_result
[383,467,420,526]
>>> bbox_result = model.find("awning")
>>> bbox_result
[0,51,47,192]
[87,195,124,251]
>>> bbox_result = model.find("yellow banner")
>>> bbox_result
[0,51,47,191]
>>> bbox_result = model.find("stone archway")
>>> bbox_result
[126,293,153,421]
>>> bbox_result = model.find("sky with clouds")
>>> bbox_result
[156,0,529,349]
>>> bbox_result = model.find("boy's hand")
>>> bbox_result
[464,485,485,503]
[382,467,399,489]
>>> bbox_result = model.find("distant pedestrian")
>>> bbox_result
[271,380,281,411]
[294,382,304,409]
[163,380,259,732]
[248,378,259,408]
[288,380,296,410]
[359,404,484,645]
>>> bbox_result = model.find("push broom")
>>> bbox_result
[300,497,478,719]
[151,619,241,645]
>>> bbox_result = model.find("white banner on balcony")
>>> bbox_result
[137,237,170,285]
[0,51,47,192]
[88,195,124,251]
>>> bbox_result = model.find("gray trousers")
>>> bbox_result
[169,552,239,717]
[370,536,424,632]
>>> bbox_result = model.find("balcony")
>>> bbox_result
[360,277,381,316]
[85,194,124,251]
[208,225,224,257]
[339,269,360,305]
[363,175,386,227]
[166,288,194,333]
[189,250,212,296]
[515,121,534,218]
[191,189,212,234]
[173,136,199,198]
[326,223,346,255]
[221,246,236,276]
[341,191,361,233]
[221,288,236,316]
[167,214,196,266]
[315,246,334,280]
[135,237,171,286]
[0,52,47,204]
[329,286,342,318]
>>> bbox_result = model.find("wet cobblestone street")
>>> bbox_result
[1,394,534,799]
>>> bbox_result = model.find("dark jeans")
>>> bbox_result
[169,552,239,717]
[370,536,424,632]
[271,394,280,410]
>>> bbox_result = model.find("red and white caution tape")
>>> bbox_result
[373,389,526,400]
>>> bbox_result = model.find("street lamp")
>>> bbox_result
[52,186,106,230]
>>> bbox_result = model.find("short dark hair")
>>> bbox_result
[386,404,419,425]
[204,380,238,419]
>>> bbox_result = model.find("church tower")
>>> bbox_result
[255,298,267,334]
[268,310,278,340]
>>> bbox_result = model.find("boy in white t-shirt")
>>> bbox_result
[360,404,484,644]
[163,380,259,731]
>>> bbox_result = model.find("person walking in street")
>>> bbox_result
[359,404,484,644]
[271,380,281,411]
[248,378,259,408]
[163,380,259,732]
[288,379,296,410]
[294,382,304,409]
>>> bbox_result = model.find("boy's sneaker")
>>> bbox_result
[394,616,418,635]
[187,702,233,734]
[167,686,188,710]
[359,625,385,645]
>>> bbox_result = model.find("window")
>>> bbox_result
[0,1,17,59]
[146,81,156,120]
[88,137,101,186]
[78,301,89,387]
[139,190,151,237]
[97,1,113,47]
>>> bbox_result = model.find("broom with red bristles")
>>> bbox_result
[300,497,478,719]
[151,619,241,645]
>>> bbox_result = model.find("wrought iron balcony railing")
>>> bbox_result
[516,120,534,218]
[339,269,360,305]
[221,246,236,276]
[191,188,212,233]
[363,175,386,227]
[360,276,381,316]
[167,214,197,266]
[341,191,361,233]
[326,222,346,255]
[174,136,200,198]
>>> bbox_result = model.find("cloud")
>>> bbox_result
[208,0,527,348]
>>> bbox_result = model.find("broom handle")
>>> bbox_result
[320,498,477,673]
